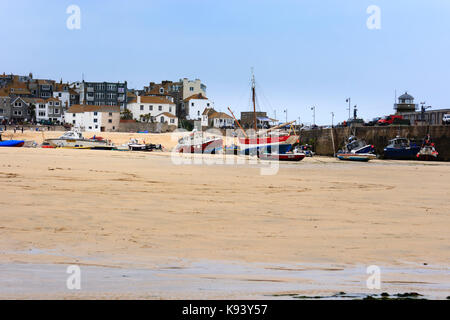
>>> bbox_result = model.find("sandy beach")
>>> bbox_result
[0,136,449,299]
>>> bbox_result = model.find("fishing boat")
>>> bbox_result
[176,130,223,154]
[44,129,114,149]
[229,71,299,155]
[258,152,306,162]
[0,140,25,147]
[416,134,438,160]
[336,136,376,161]
[128,140,162,152]
[383,137,420,160]
[417,145,439,160]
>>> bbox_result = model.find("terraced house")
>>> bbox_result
[33,97,64,123]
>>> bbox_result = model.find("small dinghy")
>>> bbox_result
[258,152,306,162]
[0,140,25,147]
[336,136,376,161]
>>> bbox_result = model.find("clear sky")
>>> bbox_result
[1,0,449,124]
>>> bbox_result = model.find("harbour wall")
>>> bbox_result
[299,125,450,161]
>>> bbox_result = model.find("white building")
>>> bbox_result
[53,82,71,110]
[181,78,207,100]
[65,105,120,132]
[155,112,178,127]
[184,93,214,120]
[34,97,64,123]
[208,111,234,128]
[127,95,177,123]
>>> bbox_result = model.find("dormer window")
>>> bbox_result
[159,88,164,94]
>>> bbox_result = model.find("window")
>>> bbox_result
[89,126,92,130]
[190,87,194,91]
[191,102,194,106]
[149,105,153,111]
[93,119,98,123]
[73,113,76,117]
[140,105,144,111]
[169,107,172,112]
[207,103,210,107]
[58,93,62,97]
[94,112,98,116]
[108,119,112,123]
[158,106,162,111]
[49,101,53,106]
[39,111,46,116]
[55,109,59,114]
[72,120,76,124]
[13,110,22,116]
[109,112,112,116]
[0,109,3,114]
[55,102,60,106]
[39,104,45,109]
[15,102,22,107]
[170,119,174,124]
[159,88,164,94]
[95,125,98,129]
[197,111,200,116]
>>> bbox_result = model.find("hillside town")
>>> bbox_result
[2,72,449,135]
[0,73,237,133]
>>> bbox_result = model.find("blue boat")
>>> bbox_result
[336,136,376,161]
[0,140,25,147]
[383,137,420,160]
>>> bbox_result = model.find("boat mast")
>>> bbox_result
[252,69,257,134]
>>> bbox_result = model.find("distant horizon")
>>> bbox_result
[1,0,449,124]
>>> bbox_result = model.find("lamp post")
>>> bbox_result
[331,112,334,128]
[346,98,351,120]
[311,106,316,126]
[283,109,287,123]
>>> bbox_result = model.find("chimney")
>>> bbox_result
[137,92,141,104]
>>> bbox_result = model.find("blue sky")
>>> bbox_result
[1,0,449,124]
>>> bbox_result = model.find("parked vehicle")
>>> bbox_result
[383,137,420,160]
[443,114,450,125]
[377,115,407,125]
[365,117,382,126]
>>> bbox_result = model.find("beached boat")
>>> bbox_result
[258,152,306,162]
[44,129,114,149]
[336,136,376,161]
[176,131,223,154]
[128,142,162,152]
[383,137,420,160]
[0,139,25,147]
[416,134,439,161]
[417,145,439,160]
[233,72,298,155]
[336,153,376,161]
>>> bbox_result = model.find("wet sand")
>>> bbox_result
[0,146,449,299]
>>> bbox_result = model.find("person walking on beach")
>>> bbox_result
[21,127,24,133]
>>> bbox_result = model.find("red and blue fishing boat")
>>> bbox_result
[236,71,298,155]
